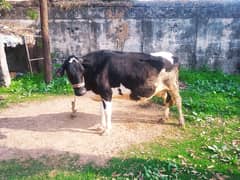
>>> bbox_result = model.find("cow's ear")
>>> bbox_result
[56,66,65,77]
[78,57,84,63]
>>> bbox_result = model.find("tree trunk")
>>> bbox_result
[0,43,11,87]
[39,0,52,84]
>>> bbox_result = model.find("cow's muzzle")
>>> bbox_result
[72,82,87,96]
[74,87,87,96]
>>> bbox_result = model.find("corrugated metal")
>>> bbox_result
[0,24,36,47]
[0,33,23,47]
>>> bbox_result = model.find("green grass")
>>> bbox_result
[180,69,240,121]
[0,73,72,109]
[0,69,239,179]
[26,9,38,20]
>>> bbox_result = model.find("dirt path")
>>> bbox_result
[0,93,180,165]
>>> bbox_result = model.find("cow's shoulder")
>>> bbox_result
[82,50,111,70]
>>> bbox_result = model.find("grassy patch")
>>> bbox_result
[0,69,239,179]
[0,73,72,109]
[180,69,240,121]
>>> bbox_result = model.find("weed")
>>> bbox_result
[26,9,39,20]
[180,69,239,121]
[0,73,72,108]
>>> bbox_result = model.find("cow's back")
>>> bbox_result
[82,50,174,97]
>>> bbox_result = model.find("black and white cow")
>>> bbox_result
[57,50,184,135]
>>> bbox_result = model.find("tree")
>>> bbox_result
[39,0,52,83]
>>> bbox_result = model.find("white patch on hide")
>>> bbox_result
[69,57,79,63]
[152,67,178,98]
[151,51,174,64]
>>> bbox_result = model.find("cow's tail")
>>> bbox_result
[165,92,174,106]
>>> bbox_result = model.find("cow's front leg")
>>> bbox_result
[99,87,113,135]
[103,100,112,131]
[96,70,113,134]
[71,96,77,118]
[100,101,107,129]
[100,99,112,135]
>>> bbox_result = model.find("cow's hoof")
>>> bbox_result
[95,126,105,132]
[178,118,185,128]
[100,129,110,136]
[158,118,166,124]
[179,123,185,128]
[70,112,77,118]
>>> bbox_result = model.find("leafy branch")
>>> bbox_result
[0,0,12,11]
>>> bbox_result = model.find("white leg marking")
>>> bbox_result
[100,100,112,136]
[100,100,112,134]
[100,101,106,129]
[104,100,112,131]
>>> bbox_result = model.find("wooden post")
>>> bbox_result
[39,0,52,83]
[0,43,11,87]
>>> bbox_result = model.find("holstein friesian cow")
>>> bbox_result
[57,50,184,135]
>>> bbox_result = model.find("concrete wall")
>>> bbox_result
[48,0,240,74]
[1,0,240,73]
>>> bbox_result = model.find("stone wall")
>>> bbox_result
[1,0,240,73]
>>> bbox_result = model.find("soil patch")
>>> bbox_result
[0,93,180,165]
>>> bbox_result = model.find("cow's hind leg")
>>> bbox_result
[168,88,185,127]
[155,91,170,123]
[162,92,172,121]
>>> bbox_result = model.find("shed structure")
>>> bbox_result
[0,24,37,86]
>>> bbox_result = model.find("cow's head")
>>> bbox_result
[56,56,87,96]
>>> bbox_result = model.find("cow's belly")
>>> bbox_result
[130,86,155,100]
[134,69,175,100]
[132,71,170,99]
[117,68,175,101]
